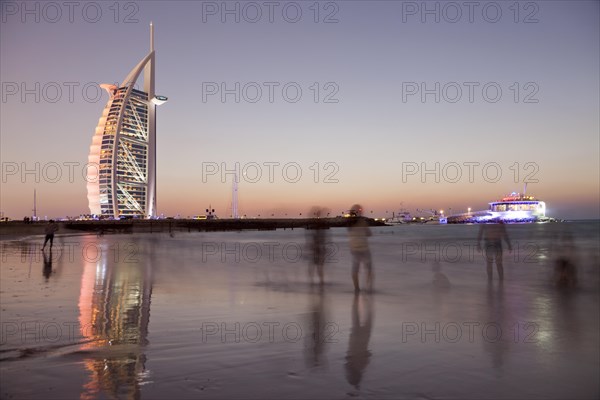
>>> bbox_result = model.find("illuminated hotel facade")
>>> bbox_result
[87,23,166,218]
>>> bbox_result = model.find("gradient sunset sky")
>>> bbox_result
[1,1,598,219]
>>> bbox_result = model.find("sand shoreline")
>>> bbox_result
[1,222,599,399]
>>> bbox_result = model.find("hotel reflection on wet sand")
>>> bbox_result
[1,222,599,399]
[77,236,152,400]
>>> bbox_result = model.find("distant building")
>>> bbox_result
[87,23,166,218]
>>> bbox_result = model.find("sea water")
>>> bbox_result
[1,221,598,399]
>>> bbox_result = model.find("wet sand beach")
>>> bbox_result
[1,222,599,399]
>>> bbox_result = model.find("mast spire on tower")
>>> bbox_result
[150,21,154,52]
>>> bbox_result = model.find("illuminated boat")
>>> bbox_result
[481,192,546,222]
[446,190,553,224]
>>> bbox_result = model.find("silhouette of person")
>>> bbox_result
[431,261,451,316]
[345,294,373,390]
[43,249,53,281]
[41,220,59,250]
[477,220,512,281]
[307,206,329,286]
[554,258,577,289]
[347,204,372,292]
[432,261,451,289]
[552,230,578,289]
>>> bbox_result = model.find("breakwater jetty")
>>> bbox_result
[1,217,387,240]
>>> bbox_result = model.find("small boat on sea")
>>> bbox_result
[386,210,412,225]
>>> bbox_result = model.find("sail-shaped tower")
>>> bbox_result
[87,23,166,218]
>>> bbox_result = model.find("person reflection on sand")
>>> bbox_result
[482,281,509,373]
[477,220,512,281]
[347,204,373,292]
[42,249,53,281]
[345,293,374,390]
[304,286,329,368]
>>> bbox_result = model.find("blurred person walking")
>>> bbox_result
[477,220,512,281]
[41,220,59,251]
[307,206,329,286]
[347,204,373,292]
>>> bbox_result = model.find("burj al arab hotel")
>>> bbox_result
[87,23,167,219]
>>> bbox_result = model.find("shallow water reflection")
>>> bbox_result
[77,236,153,399]
[1,222,598,399]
